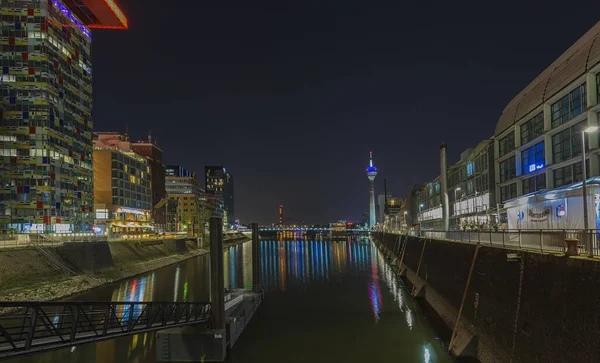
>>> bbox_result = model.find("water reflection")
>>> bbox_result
[8,237,451,363]
[258,238,374,290]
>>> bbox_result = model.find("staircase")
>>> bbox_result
[29,242,76,276]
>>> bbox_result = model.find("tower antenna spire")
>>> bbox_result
[365,151,378,228]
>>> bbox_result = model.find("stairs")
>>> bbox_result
[29,242,76,276]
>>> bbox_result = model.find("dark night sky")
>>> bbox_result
[91,0,599,225]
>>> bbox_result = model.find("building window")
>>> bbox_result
[499,132,515,157]
[521,142,545,175]
[500,183,517,202]
[551,83,586,128]
[552,121,586,164]
[520,112,544,145]
[466,162,474,177]
[553,162,588,188]
[499,156,516,183]
[522,174,546,194]
[475,151,488,173]
[475,174,488,193]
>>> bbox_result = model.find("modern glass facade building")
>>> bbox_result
[205,166,234,226]
[0,0,127,233]
[405,21,600,232]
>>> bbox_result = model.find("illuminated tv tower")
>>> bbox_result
[366,151,378,228]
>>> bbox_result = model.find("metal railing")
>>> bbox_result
[0,301,211,359]
[0,233,106,249]
[415,229,600,257]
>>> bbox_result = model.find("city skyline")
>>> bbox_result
[89,1,598,224]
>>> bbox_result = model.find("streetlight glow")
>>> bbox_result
[456,187,461,191]
[584,126,599,133]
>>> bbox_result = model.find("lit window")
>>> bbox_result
[521,142,545,174]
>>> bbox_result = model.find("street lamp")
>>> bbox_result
[403,211,408,232]
[582,125,598,257]
[419,203,424,235]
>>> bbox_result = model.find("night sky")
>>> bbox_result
[91,0,599,225]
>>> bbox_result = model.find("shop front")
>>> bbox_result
[94,205,152,237]
[504,178,600,231]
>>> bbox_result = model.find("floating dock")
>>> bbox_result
[156,289,263,362]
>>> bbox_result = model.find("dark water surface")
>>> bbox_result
[9,237,452,363]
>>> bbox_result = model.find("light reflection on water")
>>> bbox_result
[8,237,451,363]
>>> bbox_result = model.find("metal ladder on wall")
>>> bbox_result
[161,334,171,361]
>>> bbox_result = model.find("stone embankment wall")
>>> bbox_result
[0,237,232,302]
[373,232,600,363]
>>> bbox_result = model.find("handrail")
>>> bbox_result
[0,301,211,359]
[403,229,600,257]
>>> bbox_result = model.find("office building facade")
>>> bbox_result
[93,138,152,235]
[166,165,203,235]
[0,0,127,233]
[407,21,600,232]
[205,166,234,226]
[130,135,166,232]
[494,22,600,230]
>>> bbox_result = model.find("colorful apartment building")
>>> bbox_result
[0,0,127,233]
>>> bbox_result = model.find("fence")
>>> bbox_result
[0,301,211,358]
[0,233,105,249]
[416,229,600,257]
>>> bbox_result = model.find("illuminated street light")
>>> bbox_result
[582,125,598,257]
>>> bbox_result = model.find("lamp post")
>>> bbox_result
[419,203,424,235]
[403,211,408,233]
[582,126,598,258]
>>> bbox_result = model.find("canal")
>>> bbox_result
[9,237,452,363]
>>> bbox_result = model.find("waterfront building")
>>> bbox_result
[376,193,392,224]
[409,21,600,232]
[93,135,152,236]
[166,165,203,235]
[205,166,234,226]
[166,198,182,233]
[130,134,166,233]
[414,140,496,231]
[96,131,167,232]
[494,21,600,230]
[0,0,127,233]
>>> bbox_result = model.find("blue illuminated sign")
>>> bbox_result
[528,164,545,173]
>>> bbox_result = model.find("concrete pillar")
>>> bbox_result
[543,104,552,132]
[210,217,225,330]
[588,111,600,177]
[251,223,261,292]
[586,72,598,108]
[546,168,554,190]
[440,143,450,231]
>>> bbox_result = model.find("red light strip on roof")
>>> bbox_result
[104,0,127,28]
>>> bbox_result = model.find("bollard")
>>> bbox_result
[209,217,225,330]
[251,223,261,292]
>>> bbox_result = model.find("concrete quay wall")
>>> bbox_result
[0,238,210,302]
[373,232,600,363]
